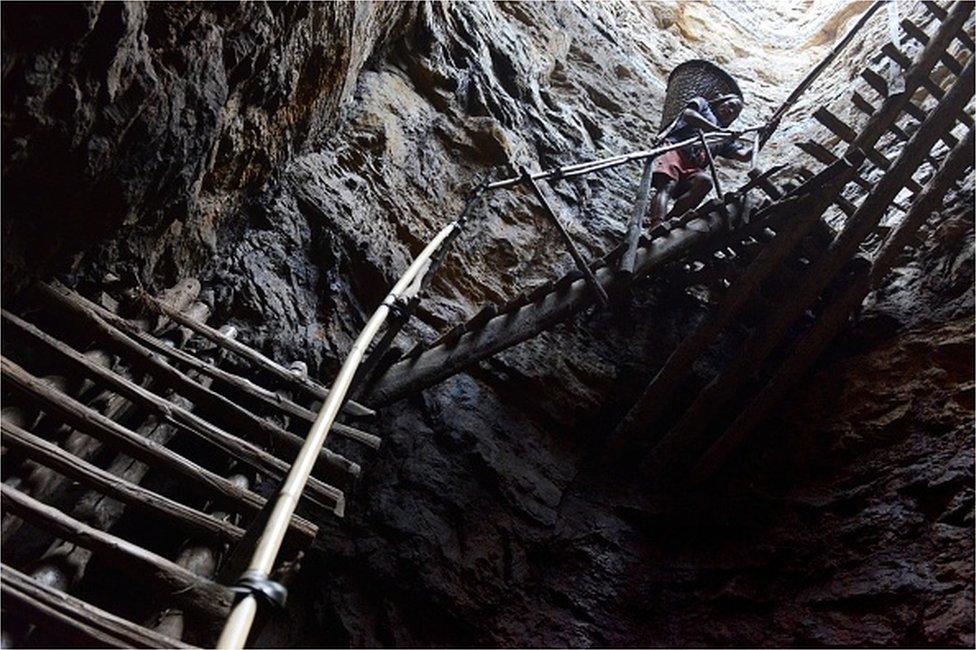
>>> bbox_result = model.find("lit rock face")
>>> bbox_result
[3,1,972,646]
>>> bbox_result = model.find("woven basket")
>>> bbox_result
[659,59,742,132]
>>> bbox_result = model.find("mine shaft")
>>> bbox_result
[1,1,974,647]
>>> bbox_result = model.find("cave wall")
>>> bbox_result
[2,1,972,647]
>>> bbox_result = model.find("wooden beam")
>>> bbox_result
[1,564,192,649]
[136,291,374,417]
[647,58,974,477]
[692,127,975,481]
[1,309,346,513]
[604,160,855,457]
[36,282,360,483]
[1,484,233,621]
[1,420,244,544]
[367,205,731,404]
[0,356,317,541]
[620,158,655,275]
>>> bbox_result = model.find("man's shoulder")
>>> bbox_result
[685,96,711,112]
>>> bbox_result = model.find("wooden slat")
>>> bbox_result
[692,126,975,481]
[0,484,233,621]
[0,420,243,544]
[37,282,360,483]
[1,564,193,649]
[2,309,347,512]
[137,291,375,417]
[0,356,317,541]
[813,107,924,193]
[647,57,973,478]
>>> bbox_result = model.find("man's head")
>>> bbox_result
[711,94,743,127]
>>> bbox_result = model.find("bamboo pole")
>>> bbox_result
[487,130,759,190]
[216,219,463,649]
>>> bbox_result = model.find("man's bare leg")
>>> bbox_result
[649,179,674,230]
[667,172,712,221]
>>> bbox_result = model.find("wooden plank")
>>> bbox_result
[692,127,975,481]
[0,484,233,621]
[0,420,243,544]
[901,18,965,74]
[620,158,655,275]
[648,58,974,478]
[37,282,360,483]
[2,309,346,511]
[136,291,374,417]
[813,107,924,193]
[1,564,193,649]
[367,205,733,405]
[0,356,317,541]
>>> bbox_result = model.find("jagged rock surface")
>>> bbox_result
[1,1,972,646]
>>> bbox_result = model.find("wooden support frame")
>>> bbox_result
[612,2,973,462]
[646,58,973,476]
[2,309,346,513]
[136,291,374,418]
[367,205,731,404]
[36,282,360,483]
[1,484,233,621]
[0,356,318,541]
[1,564,192,649]
[1,420,244,544]
[691,126,975,481]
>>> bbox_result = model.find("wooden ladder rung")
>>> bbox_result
[813,107,925,194]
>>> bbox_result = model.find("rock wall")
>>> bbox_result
[2,1,972,647]
[2,1,409,294]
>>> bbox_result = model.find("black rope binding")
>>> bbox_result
[231,570,288,613]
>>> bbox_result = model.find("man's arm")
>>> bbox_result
[679,107,725,133]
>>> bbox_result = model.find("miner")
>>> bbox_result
[648,94,752,227]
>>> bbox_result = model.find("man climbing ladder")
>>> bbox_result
[649,93,753,227]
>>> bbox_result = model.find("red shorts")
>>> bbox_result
[652,149,706,191]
